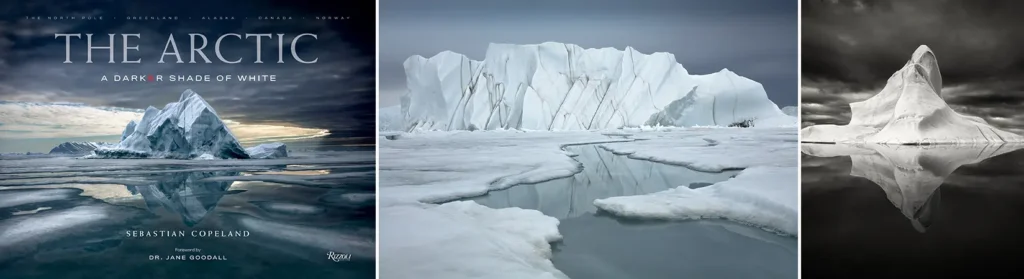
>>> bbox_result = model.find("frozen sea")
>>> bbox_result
[0,138,376,279]
[802,143,1024,278]
[379,127,798,279]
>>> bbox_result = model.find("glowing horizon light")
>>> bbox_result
[0,102,330,143]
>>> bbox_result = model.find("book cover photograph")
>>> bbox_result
[0,0,376,278]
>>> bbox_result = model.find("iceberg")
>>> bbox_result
[91,90,249,159]
[48,142,113,155]
[781,106,797,117]
[399,42,794,131]
[245,142,288,159]
[80,90,285,159]
[801,45,1024,144]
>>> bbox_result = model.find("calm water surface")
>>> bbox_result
[802,143,1024,278]
[0,144,375,279]
[468,145,798,279]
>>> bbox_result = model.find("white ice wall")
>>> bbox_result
[400,42,793,131]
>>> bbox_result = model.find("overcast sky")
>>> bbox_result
[0,0,375,142]
[802,0,1024,134]
[379,0,798,108]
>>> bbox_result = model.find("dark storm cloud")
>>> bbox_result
[379,0,798,108]
[803,0,1024,84]
[802,0,1024,133]
[0,0,375,139]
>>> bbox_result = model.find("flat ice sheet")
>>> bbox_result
[604,127,798,171]
[378,130,622,206]
[594,166,798,235]
[380,201,566,279]
[595,128,797,235]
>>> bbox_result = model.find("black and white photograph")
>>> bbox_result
[800,0,1024,277]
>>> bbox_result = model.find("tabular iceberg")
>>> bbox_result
[801,45,1024,144]
[245,142,288,159]
[399,42,794,131]
[83,90,285,159]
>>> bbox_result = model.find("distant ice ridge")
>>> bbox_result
[801,45,1024,144]
[48,142,114,155]
[399,42,795,131]
[87,90,286,159]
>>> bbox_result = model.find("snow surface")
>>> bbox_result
[380,201,566,279]
[592,128,798,235]
[379,128,797,278]
[802,143,1023,232]
[399,42,795,131]
[594,166,797,235]
[801,45,1024,144]
[245,142,288,159]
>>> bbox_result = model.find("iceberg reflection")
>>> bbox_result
[127,170,240,226]
[802,143,1022,232]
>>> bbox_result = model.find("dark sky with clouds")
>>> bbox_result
[379,0,798,108]
[0,0,375,141]
[802,0,1024,133]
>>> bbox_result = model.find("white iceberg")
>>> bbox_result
[399,42,795,131]
[80,90,288,160]
[801,45,1024,144]
[93,90,249,159]
[120,120,137,141]
[245,142,288,159]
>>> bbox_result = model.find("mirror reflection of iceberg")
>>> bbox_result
[802,143,1023,232]
[470,145,736,219]
[127,171,239,226]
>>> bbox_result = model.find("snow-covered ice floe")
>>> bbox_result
[244,142,288,159]
[801,45,1024,144]
[594,166,797,235]
[802,143,1023,232]
[380,201,566,279]
[593,128,798,235]
[379,127,797,278]
[397,42,796,132]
